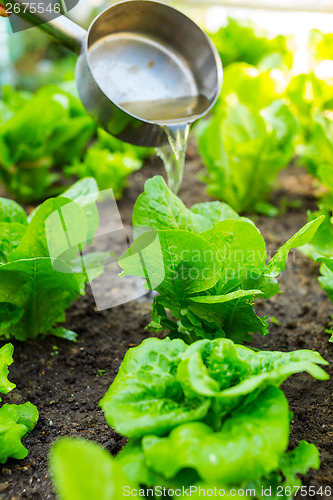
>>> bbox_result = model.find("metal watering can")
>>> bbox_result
[5,0,222,147]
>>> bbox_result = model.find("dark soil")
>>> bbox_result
[0,146,332,499]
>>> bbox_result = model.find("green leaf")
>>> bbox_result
[0,258,85,340]
[266,216,325,278]
[62,177,99,204]
[0,303,24,330]
[280,440,320,488]
[0,86,96,203]
[10,197,87,262]
[120,229,220,297]
[299,210,333,259]
[0,198,27,225]
[189,289,264,304]
[52,328,78,342]
[318,257,333,302]
[133,176,241,233]
[65,147,142,200]
[49,438,131,500]
[101,337,328,441]
[99,337,210,438]
[177,338,328,411]
[209,19,292,69]
[201,220,267,287]
[0,343,16,395]
[0,222,27,263]
[142,386,289,484]
[116,441,163,488]
[0,402,39,463]
[0,179,106,340]
[121,210,321,342]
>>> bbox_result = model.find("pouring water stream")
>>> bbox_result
[88,33,212,193]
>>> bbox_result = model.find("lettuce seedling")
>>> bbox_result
[0,178,107,341]
[0,85,96,202]
[0,343,38,463]
[196,95,298,215]
[120,177,323,343]
[100,337,328,438]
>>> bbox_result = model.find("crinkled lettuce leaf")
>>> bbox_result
[100,337,328,438]
[0,402,39,463]
[100,337,210,438]
[0,343,16,396]
[142,386,289,483]
[0,343,38,463]
[178,338,328,416]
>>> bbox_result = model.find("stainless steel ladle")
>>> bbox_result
[5,0,222,147]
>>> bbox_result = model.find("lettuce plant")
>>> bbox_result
[119,176,323,343]
[196,95,298,215]
[208,18,293,69]
[285,73,333,145]
[297,111,333,184]
[309,29,333,63]
[218,63,281,113]
[64,129,149,199]
[100,337,328,438]
[0,178,107,341]
[0,85,96,202]
[0,343,38,463]
[49,336,326,499]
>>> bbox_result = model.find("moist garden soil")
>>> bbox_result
[0,145,332,500]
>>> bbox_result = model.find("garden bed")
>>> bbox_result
[0,151,332,500]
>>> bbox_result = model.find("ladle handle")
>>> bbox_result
[4,0,86,53]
